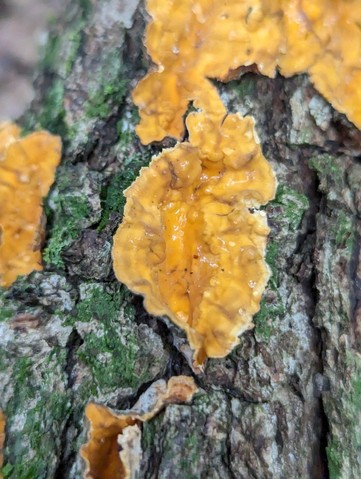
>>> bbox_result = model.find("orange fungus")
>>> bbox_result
[112,112,277,365]
[0,122,61,287]
[134,0,361,144]
[81,376,197,479]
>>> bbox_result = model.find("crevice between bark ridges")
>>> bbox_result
[350,224,361,347]
[54,329,83,479]
[309,185,330,479]
[293,147,330,478]
[224,396,238,479]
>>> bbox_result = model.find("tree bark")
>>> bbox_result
[1,1,361,478]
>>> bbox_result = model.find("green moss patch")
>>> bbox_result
[1,351,70,479]
[272,185,309,232]
[253,185,308,340]
[43,195,91,268]
[22,1,92,138]
[98,151,151,231]
[253,241,285,341]
[72,285,148,393]
[332,210,355,250]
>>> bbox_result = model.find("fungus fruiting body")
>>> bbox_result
[113,112,276,365]
[134,0,361,144]
[281,0,361,129]
[81,376,198,479]
[0,122,61,287]
[116,0,360,363]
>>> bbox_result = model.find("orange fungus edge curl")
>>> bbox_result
[134,0,361,145]
[80,376,198,479]
[112,112,277,366]
[0,122,62,287]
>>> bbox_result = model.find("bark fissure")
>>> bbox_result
[302,151,330,478]
[54,329,84,478]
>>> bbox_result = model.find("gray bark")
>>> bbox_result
[1,1,360,478]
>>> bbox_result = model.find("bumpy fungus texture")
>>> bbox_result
[113,112,276,365]
[0,122,61,287]
[0,409,5,478]
[81,376,197,479]
[134,0,361,143]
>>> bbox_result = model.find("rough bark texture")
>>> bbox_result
[1,1,361,478]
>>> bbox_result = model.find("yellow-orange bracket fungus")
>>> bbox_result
[81,376,197,479]
[113,112,277,365]
[134,0,361,144]
[0,122,61,287]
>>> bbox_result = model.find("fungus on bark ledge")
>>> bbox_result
[0,122,61,287]
[81,376,198,479]
[134,0,361,143]
[112,112,276,365]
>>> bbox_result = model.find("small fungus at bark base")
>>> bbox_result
[81,376,198,479]
[112,111,277,366]
[134,0,361,144]
[0,122,61,287]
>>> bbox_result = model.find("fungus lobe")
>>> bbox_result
[134,0,361,144]
[0,122,61,287]
[81,376,197,479]
[112,112,276,365]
